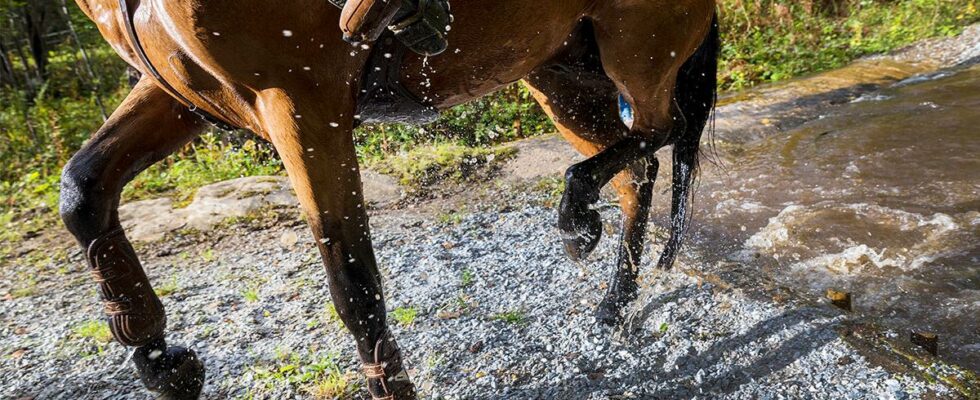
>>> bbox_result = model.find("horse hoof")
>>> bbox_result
[595,298,625,327]
[133,339,206,400]
[560,208,602,261]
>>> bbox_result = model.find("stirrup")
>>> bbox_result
[87,228,166,347]
[389,0,451,56]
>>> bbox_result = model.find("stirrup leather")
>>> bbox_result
[87,228,166,347]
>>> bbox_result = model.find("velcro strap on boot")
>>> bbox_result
[86,228,166,347]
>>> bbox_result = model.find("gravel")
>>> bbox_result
[0,201,958,399]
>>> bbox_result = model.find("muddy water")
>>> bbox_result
[688,64,979,370]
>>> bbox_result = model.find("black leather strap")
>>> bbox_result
[118,0,235,131]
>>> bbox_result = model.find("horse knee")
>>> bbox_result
[59,157,115,241]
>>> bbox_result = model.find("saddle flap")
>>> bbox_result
[340,0,404,42]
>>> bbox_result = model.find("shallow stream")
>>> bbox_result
[686,64,979,370]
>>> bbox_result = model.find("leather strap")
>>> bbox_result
[117,0,235,131]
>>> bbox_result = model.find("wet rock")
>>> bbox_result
[910,332,938,356]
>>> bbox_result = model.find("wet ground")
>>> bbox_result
[684,63,980,371]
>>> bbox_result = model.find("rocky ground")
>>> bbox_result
[2,25,978,400]
[1,196,968,400]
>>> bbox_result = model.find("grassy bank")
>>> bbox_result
[1,0,977,246]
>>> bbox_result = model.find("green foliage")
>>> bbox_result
[250,350,357,399]
[390,306,418,327]
[123,137,283,207]
[370,143,517,189]
[242,285,260,303]
[437,209,466,225]
[354,84,553,159]
[717,0,979,91]
[460,268,475,288]
[492,310,526,324]
[323,303,344,329]
[71,319,112,349]
[154,276,180,297]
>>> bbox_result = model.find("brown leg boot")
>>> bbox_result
[87,228,166,347]
[362,331,417,400]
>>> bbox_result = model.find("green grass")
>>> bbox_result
[460,268,476,288]
[123,136,282,207]
[369,143,517,189]
[492,310,526,325]
[250,351,357,398]
[154,276,180,297]
[437,209,466,225]
[72,320,112,346]
[9,285,38,299]
[323,303,344,329]
[242,287,260,303]
[200,248,216,263]
[390,306,418,327]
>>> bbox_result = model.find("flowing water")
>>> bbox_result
[685,64,979,370]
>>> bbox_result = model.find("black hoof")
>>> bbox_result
[595,297,625,327]
[560,207,602,261]
[133,339,205,400]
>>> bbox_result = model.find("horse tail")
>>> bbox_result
[657,12,719,270]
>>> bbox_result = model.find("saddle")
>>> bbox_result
[333,0,451,56]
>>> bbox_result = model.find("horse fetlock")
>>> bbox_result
[88,228,166,347]
[133,339,206,400]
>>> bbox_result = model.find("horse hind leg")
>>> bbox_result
[657,14,720,271]
[60,78,206,398]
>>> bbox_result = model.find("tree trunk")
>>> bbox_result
[24,4,49,82]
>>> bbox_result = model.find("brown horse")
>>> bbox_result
[61,0,718,398]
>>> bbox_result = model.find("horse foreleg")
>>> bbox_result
[524,69,662,325]
[260,93,416,400]
[559,136,661,261]
[60,78,206,398]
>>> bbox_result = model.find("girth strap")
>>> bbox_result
[117,0,236,131]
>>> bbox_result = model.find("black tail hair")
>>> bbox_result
[657,13,719,270]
